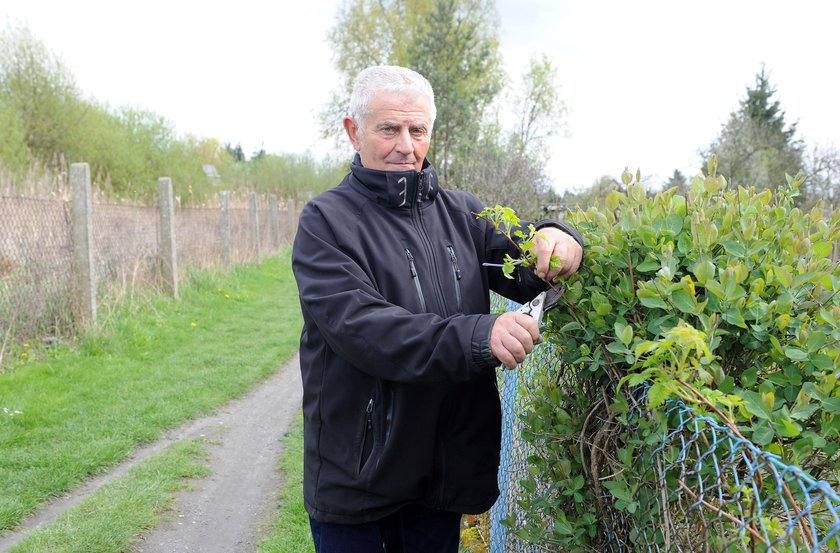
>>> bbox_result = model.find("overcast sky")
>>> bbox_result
[3,0,839,193]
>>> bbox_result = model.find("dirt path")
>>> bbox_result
[0,354,303,553]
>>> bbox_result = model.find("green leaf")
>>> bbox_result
[692,260,716,285]
[721,240,746,257]
[812,241,832,258]
[670,289,697,314]
[602,480,634,503]
[803,383,840,414]
[741,367,758,388]
[806,331,827,353]
[636,260,660,272]
[811,353,833,370]
[615,321,633,347]
[637,290,668,309]
[773,417,801,438]
[784,347,808,361]
[721,307,747,328]
[752,421,775,446]
[704,279,725,298]
[741,390,773,420]
[606,341,629,355]
[647,381,671,409]
[790,403,820,421]
[665,213,683,235]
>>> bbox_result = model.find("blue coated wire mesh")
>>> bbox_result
[489,297,840,553]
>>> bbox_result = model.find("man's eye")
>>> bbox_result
[411,128,426,136]
[381,127,396,135]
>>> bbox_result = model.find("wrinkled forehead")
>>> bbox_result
[366,90,434,123]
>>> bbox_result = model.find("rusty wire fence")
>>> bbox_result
[0,191,298,363]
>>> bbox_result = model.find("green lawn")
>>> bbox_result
[9,439,209,552]
[0,250,302,533]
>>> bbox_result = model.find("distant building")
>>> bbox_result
[202,164,221,182]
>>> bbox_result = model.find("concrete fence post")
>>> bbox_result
[70,163,97,322]
[158,177,179,298]
[286,198,297,242]
[220,191,232,271]
[249,192,260,261]
[269,194,280,251]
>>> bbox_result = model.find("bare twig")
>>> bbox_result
[677,479,780,553]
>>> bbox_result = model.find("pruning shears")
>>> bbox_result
[501,286,564,370]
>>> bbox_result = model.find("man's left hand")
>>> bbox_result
[533,227,583,282]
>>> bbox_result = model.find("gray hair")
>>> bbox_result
[348,65,437,131]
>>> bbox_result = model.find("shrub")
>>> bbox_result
[509,158,840,549]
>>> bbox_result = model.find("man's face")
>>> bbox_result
[343,90,433,172]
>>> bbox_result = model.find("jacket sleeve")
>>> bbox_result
[292,203,500,384]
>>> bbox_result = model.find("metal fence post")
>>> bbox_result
[158,177,179,298]
[249,192,260,261]
[70,162,97,322]
[220,191,232,271]
[269,194,280,251]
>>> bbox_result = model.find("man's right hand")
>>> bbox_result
[490,312,542,369]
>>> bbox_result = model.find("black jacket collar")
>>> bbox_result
[349,153,439,208]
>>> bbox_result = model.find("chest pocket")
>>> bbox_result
[445,244,463,313]
[404,248,427,312]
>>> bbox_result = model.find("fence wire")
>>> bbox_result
[491,298,840,553]
[1,193,297,354]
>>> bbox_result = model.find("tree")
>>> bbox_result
[701,66,803,189]
[407,0,503,182]
[320,0,434,143]
[0,98,28,174]
[801,143,840,211]
[323,0,504,184]
[665,169,689,196]
[450,55,565,218]
[0,23,86,163]
[224,142,245,163]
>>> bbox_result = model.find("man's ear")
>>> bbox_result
[343,116,362,151]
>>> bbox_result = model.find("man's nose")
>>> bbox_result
[394,128,413,153]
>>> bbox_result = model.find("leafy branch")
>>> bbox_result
[475,205,562,281]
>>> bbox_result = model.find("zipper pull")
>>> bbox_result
[366,399,374,429]
[447,246,462,279]
[405,249,418,277]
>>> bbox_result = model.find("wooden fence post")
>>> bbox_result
[269,194,280,251]
[70,163,97,322]
[249,192,260,261]
[220,191,232,271]
[158,177,179,298]
[286,198,296,243]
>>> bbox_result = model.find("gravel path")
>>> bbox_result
[0,354,303,553]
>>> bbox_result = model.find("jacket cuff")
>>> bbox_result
[471,314,500,371]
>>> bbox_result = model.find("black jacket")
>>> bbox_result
[292,155,582,524]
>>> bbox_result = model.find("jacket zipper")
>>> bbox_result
[404,248,427,312]
[412,177,448,316]
[446,244,463,312]
[357,398,374,474]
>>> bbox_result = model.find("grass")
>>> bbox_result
[256,414,314,553]
[8,439,209,552]
[0,249,302,533]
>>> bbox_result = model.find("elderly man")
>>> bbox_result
[292,65,583,552]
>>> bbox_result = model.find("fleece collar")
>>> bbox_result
[349,154,439,208]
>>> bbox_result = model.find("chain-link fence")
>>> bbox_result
[490,298,840,553]
[0,189,298,362]
[0,197,75,350]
